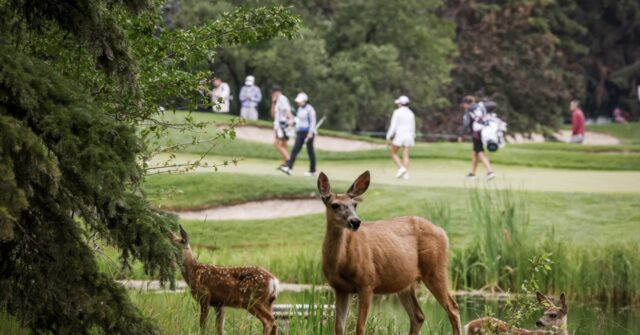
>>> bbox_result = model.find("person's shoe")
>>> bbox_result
[395,166,407,178]
[466,173,477,180]
[402,173,410,180]
[486,171,496,180]
[276,163,287,170]
[303,172,315,177]
[278,165,292,175]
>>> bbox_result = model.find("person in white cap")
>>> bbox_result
[239,75,262,120]
[386,95,416,179]
[211,76,230,113]
[279,92,317,176]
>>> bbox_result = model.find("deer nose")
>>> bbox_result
[536,320,544,328]
[348,218,361,231]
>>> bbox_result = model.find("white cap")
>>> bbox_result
[245,75,255,86]
[294,92,309,104]
[394,95,410,105]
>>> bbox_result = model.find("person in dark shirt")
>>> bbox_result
[457,95,495,180]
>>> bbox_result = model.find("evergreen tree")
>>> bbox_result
[0,0,298,333]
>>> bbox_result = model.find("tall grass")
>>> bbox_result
[449,188,640,305]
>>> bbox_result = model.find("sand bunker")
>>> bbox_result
[554,130,621,145]
[175,198,325,221]
[230,126,384,152]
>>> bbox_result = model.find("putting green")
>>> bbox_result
[150,154,640,194]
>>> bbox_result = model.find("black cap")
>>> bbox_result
[271,84,282,93]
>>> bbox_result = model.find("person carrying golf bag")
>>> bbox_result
[458,95,501,181]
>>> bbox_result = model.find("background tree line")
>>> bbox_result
[167,0,640,134]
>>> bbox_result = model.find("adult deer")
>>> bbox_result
[168,226,279,335]
[317,171,461,335]
[464,292,568,335]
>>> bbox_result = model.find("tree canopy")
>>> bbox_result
[171,0,640,134]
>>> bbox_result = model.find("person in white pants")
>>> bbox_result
[386,95,416,179]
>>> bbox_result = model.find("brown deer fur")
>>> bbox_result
[168,226,279,335]
[464,292,568,335]
[317,171,462,335]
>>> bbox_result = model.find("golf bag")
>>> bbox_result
[471,101,507,152]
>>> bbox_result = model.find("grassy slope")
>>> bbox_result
[141,173,640,252]
[155,111,640,171]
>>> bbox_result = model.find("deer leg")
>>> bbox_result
[199,302,210,335]
[214,306,224,335]
[398,286,425,335]
[356,287,373,335]
[250,304,276,335]
[422,273,461,335]
[334,291,350,335]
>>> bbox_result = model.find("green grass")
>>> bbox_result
[5,289,637,334]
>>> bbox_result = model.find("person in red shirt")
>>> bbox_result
[570,100,585,143]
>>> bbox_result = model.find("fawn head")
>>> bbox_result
[317,171,370,231]
[167,225,190,249]
[535,292,568,331]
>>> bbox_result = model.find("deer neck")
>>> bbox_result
[181,245,198,287]
[322,219,347,272]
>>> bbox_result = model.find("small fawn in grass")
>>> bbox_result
[464,292,568,335]
[168,225,279,335]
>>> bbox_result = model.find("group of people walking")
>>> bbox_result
[209,75,498,180]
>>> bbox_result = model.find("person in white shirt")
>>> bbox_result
[386,95,416,179]
[270,85,293,167]
[211,77,230,113]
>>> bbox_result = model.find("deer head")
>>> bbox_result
[167,225,190,249]
[535,292,568,332]
[317,171,370,231]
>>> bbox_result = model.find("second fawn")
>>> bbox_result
[168,226,279,335]
[317,171,461,335]
[464,292,568,335]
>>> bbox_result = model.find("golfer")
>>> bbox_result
[386,95,416,179]
[271,85,293,168]
[279,92,316,177]
[239,75,261,120]
[458,95,495,180]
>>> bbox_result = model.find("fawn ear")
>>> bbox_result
[166,229,180,242]
[536,291,552,307]
[179,225,189,244]
[317,172,331,201]
[347,171,370,198]
[560,293,567,313]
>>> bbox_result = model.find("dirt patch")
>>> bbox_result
[229,126,384,152]
[174,198,325,221]
[554,130,621,145]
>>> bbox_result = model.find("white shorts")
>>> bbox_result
[392,134,415,147]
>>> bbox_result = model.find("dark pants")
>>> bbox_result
[287,130,316,172]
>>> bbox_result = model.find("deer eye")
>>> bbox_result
[353,203,358,208]
[331,203,340,210]
[549,313,557,318]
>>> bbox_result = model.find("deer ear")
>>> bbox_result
[179,225,189,244]
[347,171,370,198]
[560,293,567,313]
[536,291,552,307]
[317,172,331,201]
